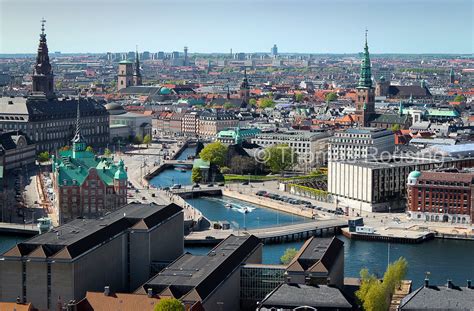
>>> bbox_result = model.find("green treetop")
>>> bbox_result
[199,141,228,167]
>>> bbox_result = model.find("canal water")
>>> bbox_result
[186,196,307,229]
[185,196,474,288]
[149,146,196,188]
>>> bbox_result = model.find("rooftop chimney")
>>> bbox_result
[147,288,153,298]
[447,279,453,289]
[468,280,472,289]
[424,278,429,287]
[104,286,110,296]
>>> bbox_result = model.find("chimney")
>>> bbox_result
[104,286,110,296]
[447,279,453,289]
[468,280,472,289]
[147,288,153,298]
[424,278,429,287]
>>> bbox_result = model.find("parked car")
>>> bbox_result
[241,181,249,185]
[218,183,225,187]
[256,191,267,196]
[207,184,214,187]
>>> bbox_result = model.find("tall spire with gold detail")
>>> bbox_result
[72,100,86,157]
[32,18,55,98]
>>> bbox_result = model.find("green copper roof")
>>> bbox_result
[358,32,373,88]
[119,60,133,64]
[408,170,421,179]
[114,159,127,180]
[427,108,459,117]
[54,150,126,186]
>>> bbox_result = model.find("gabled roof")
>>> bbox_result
[399,283,474,310]
[1,203,182,260]
[258,283,352,310]
[287,237,344,274]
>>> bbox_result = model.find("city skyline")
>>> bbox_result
[0,0,472,54]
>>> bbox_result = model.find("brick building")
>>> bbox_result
[406,169,474,224]
[51,104,127,224]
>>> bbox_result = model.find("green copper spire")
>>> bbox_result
[114,159,128,180]
[358,29,372,88]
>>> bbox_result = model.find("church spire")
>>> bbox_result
[358,29,372,89]
[134,46,141,77]
[72,99,86,156]
[133,46,142,86]
[32,18,54,97]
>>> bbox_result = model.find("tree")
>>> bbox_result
[191,167,202,183]
[265,144,298,174]
[37,151,50,163]
[85,146,94,153]
[390,124,401,132]
[355,257,408,311]
[295,93,304,103]
[154,298,184,311]
[230,155,255,175]
[134,135,143,146]
[199,141,228,167]
[258,97,275,109]
[223,102,234,110]
[143,134,152,147]
[249,98,257,107]
[325,92,338,102]
[453,94,466,102]
[280,248,298,265]
[104,148,112,156]
[220,166,231,174]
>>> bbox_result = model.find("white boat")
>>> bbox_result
[225,203,232,208]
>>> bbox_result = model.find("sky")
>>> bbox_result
[0,0,472,54]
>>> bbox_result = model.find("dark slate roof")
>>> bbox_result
[0,96,107,121]
[258,283,352,310]
[287,237,343,272]
[400,283,474,310]
[1,203,182,260]
[388,85,431,98]
[0,130,33,151]
[143,235,261,302]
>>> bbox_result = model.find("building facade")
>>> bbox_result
[406,169,474,224]
[328,128,395,161]
[0,24,109,152]
[0,202,184,310]
[198,111,239,138]
[52,105,127,224]
[328,156,474,212]
[252,131,330,165]
[0,130,36,171]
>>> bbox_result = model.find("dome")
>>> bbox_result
[408,170,421,179]
[160,87,172,95]
[104,103,126,115]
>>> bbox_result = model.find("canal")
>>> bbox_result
[184,196,474,288]
[149,146,196,188]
